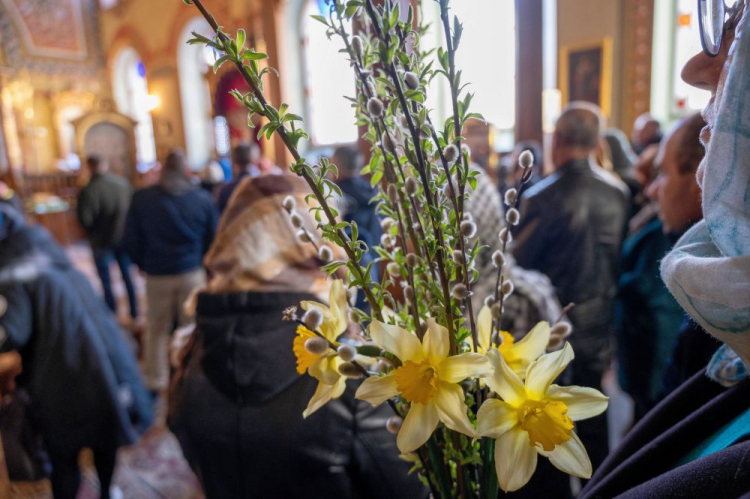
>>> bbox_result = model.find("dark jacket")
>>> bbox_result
[615,216,685,415]
[122,173,217,276]
[169,291,428,499]
[217,171,251,213]
[0,226,153,454]
[581,369,750,498]
[514,159,629,338]
[338,176,382,287]
[76,172,133,249]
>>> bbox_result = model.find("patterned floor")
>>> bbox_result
[10,244,204,499]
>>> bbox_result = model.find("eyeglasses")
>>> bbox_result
[698,0,745,57]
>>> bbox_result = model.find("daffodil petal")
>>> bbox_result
[308,355,342,385]
[545,431,592,479]
[423,318,450,365]
[369,320,424,363]
[355,373,399,406]
[485,348,527,407]
[397,401,439,453]
[433,381,477,438]
[477,399,518,438]
[303,377,346,418]
[512,321,551,363]
[327,279,349,337]
[546,385,609,421]
[525,342,574,399]
[439,353,492,383]
[495,427,538,492]
[477,305,493,352]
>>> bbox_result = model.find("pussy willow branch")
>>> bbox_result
[187,0,383,321]
[362,0,459,353]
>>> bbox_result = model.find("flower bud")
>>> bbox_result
[347,287,357,304]
[501,280,514,297]
[386,416,403,434]
[387,262,400,277]
[381,217,395,232]
[491,302,502,319]
[337,344,357,362]
[551,322,573,340]
[318,246,333,263]
[499,228,513,243]
[290,212,304,229]
[351,35,364,56]
[366,81,376,98]
[404,285,415,301]
[504,188,518,206]
[302,308,324,330]
[304,336,329,355]
[387,184,399,203]
[406,253,418,268]
[404,71,420,90]
[460,220,477,238]
[367,97,384,117]
[404,176,418,196]
[296,229,311,243]
[506,208,520,226]
[519,150,534,169]
[443,144,459,164]
[420,321,429,335]
[452,249,465,264]
[383,134,397,154]
[452,283,468,301]
[282,195,296,212]
[400,114,410,130]
[338,362,363,379]
[484,295,497,308]
[492,250,506,269]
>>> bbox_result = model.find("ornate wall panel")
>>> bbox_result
[621,0,654,135]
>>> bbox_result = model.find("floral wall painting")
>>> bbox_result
[559,38,613,117]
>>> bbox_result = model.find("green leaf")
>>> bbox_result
[213,54,230,74]
[242,50,268,61]
[311,15,329,26]
[236,29,246,52]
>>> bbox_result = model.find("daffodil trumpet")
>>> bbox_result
[476,343,609,492]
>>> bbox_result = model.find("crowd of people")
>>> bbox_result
[0,3,749,497]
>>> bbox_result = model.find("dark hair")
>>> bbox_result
[676,113,707,175]
[164,149,188,172]
[232,143,259,167]
[556,102,603,150]
[333,146,364,174]
[86,155,102,171]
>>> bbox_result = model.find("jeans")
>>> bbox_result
[92,247,138,319]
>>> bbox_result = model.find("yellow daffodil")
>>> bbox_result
[356,318,492,453]
[473,306,550,378]
[293,280,350,418]
[476,343,608,492]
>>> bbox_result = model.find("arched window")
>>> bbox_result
[423,0,516,149]
[300,0,358,146]
[112,47,157,167]
[178,17,215,169]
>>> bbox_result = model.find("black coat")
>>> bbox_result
[582,369,750,498]
[0,226,152,454]
[169,290,428,499]
[76,173,133,249]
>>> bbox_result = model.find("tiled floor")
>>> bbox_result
[10,244,204,499]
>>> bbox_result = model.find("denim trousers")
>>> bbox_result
[92,246,138,319]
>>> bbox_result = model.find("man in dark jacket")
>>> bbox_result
[0,204,153,498]
[122,150,217,394]
[217,142,261,213]
[513,102,629,471]
[77,155,138,320]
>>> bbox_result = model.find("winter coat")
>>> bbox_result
[76,173,133,249]
[0,226,153,454]
[168,290,428,499]
[122,173,217,276]
[581,369,750,498]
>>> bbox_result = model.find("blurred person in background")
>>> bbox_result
[200,159,226,197]
[513,102,629,471]
[615,113,708,422]
[168,174,428,499]
[0,203,152,499]
[497,141,544,199]
[0,179,23,215]
[77,155,138,323]
[122,150,217,397]
[217,142,261,212]
[631,112,664,155]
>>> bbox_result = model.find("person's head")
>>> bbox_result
[86,155,108,175]
[631,113,662,151]
[332,146,364,180]
[231,143,261,176]
[633,143,660,190]
[681,0,746,182]
[646,113,707,234]
[551,102,603,168]
[163,149,190,177]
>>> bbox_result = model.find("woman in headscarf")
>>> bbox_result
[582,1,750,497]
[168,173,427,499]
[0,204,153,499]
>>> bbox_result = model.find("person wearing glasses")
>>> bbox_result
[582,1,750,497]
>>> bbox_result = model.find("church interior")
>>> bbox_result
[1,0,748,498]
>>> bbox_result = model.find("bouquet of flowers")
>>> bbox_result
[183,0,608,496]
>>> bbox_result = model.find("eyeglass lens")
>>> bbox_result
[699,0,725,55]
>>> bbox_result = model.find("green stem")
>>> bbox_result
[425,436,453,499]
[482,438,499,499]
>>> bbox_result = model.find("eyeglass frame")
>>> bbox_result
[698,0,746,57]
